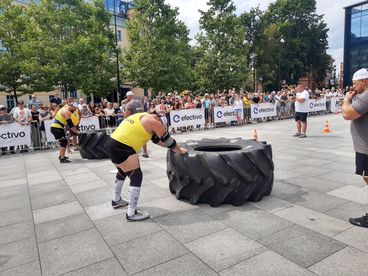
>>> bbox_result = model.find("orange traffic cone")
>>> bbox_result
[252,129,259,141]
[322,120,332,133]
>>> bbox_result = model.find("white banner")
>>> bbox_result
[214,106,243,123]
[309,98,326,112]
[170,109,205,127]
[0,123,31,147]
[79,116,100,131]
[331,97,343,113]
[44,120,57,142]
[251,103,277,119]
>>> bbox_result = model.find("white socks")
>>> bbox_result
[127,186,141,216]
[113,179,124,202]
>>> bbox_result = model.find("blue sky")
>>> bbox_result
[166,0,358,67]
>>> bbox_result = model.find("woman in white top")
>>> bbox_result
[104,102,116,127]
[233,94,243,125]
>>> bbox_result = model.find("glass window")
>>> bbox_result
[70,91,77,98]
[6,96,15,110]
[117,30,122,41]
[351,15,361,38]
[362,15,368,37]
[0,40,5,52]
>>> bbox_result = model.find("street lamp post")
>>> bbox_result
[113,0,121,103]
[278,38,285,91]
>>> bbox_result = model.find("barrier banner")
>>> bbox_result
[309,98,326,112]
[44,120,56,142]
[170,108,205,127]
[0,123,31,147]
[214,106,243,123]
[80,116,100,131]
[251,103,277,119]
[331,97,343,113]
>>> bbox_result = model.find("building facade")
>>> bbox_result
[343,1,368,87]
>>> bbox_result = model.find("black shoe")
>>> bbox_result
[58,156,69,160]
[299,134,307,138]
[349,214,368,228]
[60,158,71,163]
[10,151,16,154]
[293,133,301,137]
[142,154,149,158]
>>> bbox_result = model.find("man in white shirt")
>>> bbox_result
[294,83,310,138]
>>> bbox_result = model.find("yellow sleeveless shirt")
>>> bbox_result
[51,107,68,129]
[111,112,152,153]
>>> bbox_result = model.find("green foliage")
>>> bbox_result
[26,0,116,97]
[250,0,332,89]
[194,0,249,93]
[0,0,32,102]
[122,0,192,94]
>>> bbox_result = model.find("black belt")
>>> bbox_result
[54,119,65,127]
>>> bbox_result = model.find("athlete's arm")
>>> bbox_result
[144,116,187,154]
[342,91,362,120]
[64,111,80,134]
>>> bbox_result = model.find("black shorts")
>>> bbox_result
[108,137,136,164]
[356,152,368,177]
[295,112,308,122]
[51,127,67,147]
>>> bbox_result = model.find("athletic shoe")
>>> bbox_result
[293,133,301,137]
[142,154,149,158]
[349,214,368,228]
[73,146,79,151]
[10,151,16,154]
[112,197,128,209]
[126,209,149,221]
[60,158,71,163]
[58,156,69,160]
[299,134,307,138]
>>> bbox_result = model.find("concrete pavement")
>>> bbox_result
[1,113,367,275]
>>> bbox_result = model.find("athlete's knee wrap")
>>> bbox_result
[59,137,67,147]
[116,167,126,181]
[126,168,143,187]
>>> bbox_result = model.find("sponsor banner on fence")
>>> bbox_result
[331,97,343,113]
[79,116,100,131]
[309,98,326,112]
[214,106,243,123]
[170,108,205,127]
[0,123,31,147]
[251,103,277,119]
[44,120,57,142]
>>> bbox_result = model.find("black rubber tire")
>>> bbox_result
[167,138,274,207]
[79,130,110,159]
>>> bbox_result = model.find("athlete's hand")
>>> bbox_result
[178,147,188,155]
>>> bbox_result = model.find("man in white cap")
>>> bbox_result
[342,68,368,227]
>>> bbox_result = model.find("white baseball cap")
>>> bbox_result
[352,68,368,81]
[126,91,134,96]
[68,102,78,108]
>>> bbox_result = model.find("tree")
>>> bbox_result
[122,0,192,94]
[0,0,32,104]
[256,0,332,89]
[194,0,249,93]
[26,0,117,97]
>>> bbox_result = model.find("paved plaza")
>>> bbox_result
[1,114,368,275]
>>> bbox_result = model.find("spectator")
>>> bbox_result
[294,83,310,138]
[242,93,251,123]
[233,94,243,126]
[12,100,31,152]
[0,106,15,155]
[342,68,368,227]
[78,98,86,111]
[39,106,51,149]
[27,94,41,110]
[94,105,106,128]
[50,92,62,106]
[104,102,116,127]
[30,105,41,149]
[88,102,96,114]
[80,104,93,118]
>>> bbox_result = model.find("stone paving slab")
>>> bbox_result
[1,114,368,275]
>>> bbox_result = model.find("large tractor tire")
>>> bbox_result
[167,138,274,207]
[79,130,110,159]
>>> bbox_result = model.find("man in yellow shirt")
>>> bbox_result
[109,110,187,221]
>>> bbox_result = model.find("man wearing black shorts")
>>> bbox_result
[294,83,310,138]
[342,68,368,228]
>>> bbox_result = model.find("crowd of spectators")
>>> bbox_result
[0,86,347,155]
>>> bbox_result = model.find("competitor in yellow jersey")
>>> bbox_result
[50,103,80,163]
[108,110,187,221]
